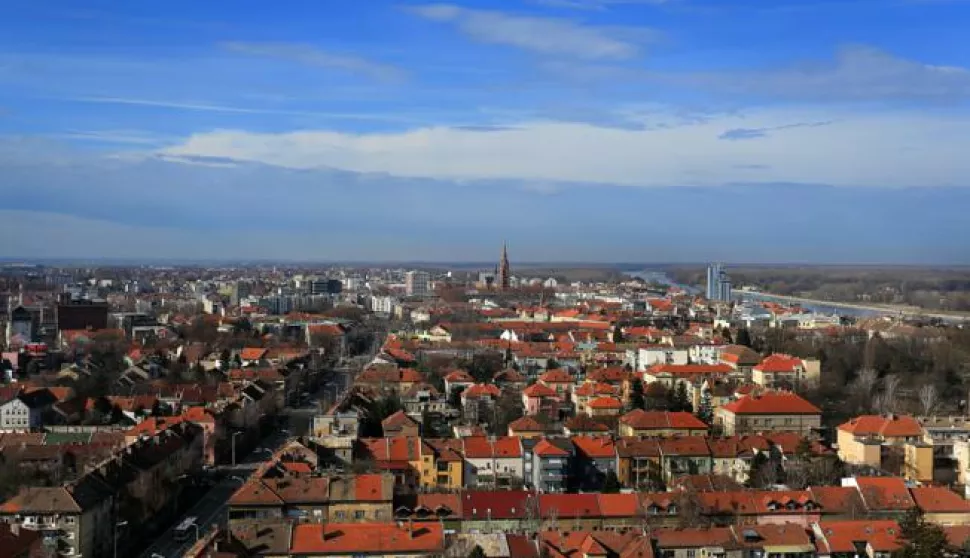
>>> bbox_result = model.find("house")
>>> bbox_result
[443,369,475,397]
[538,493,602,531]
[571,382,618,415]
[460,490,535,534]
[910,485,970,526]
[381,410,420,438]
[563,414,609,437]
[0,478,115,558]
[586,396,623,418]
[635,344,689,371]
[538,530,652,558]
[753,354,820,389]
[0,523,43,558]
[660,436,713,482]
[570,436,617,490]
[0,389,57,432]
[493,368,527,391]
[526,438,573,493]
[719,344,763,381]
[715,391,822,436]
[508,416,554,439]
[618,409,709,437]
[521,383,560,418]
[812,520,903,557]
[462,436,524,488]
[643,363,733,390]
[424,439,464,490]
[653,526,736,558]
[836,414,925,474]
[461,384,502,423]
[615,438,663,490]
[846,477,915,516]
[538,369,574,401]
[239,347,269,366]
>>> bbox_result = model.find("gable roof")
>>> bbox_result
[620,409,709,430]
[838,415,923,438]
[720,392,821,415]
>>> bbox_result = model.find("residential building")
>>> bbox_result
[526,438,573,493]
[405,271,430,297]
[381,410,420,438]
[570,436,617,490]
[837,414,925,473]
[288,521,444,555]
[462,436,524,488]
[618,409,709,437]
[715,391,822,436]
[0,389,56,432]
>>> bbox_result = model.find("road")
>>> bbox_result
[138,359,360,557]
[136,430,290,558]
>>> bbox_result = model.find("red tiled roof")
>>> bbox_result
[539,493,600,518]
[354,474,387,502]
[381,410,418,430]
[720,391,821,415]
[240,347,268,361]
[838,415,923,437]
[289,522,443,554]
[755,353,803,372]
[508,416,548,433]
[570,435,616,459]
[462,490,535,519]
[910,486,970,514]
[587,396,623,410]
[444,370,474,383]
[539,368,573,383]
[463,383,502,399]
[620,409,709,430]
[854,477,916,511]
[815,520,902,553]
[648,363,734,375]
[533,439,570,457]
[523,383,558,398]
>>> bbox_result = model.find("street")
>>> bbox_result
[135,429,290,558]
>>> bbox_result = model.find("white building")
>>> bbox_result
[405,271,431,297]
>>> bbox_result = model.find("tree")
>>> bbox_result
[893,508,948,558]
[468,546,488,558]
[674,382,692,413]
[918,384,939,416]
[630,378,646,410]
[545,358,561,370]
[851,368,879,412]
[880,374,902,414]
[675,486,707,528]
[644,382,669,410]
[602,470,621,493]
[736,328,752,348]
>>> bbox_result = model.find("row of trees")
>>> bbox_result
[629,378,693,413]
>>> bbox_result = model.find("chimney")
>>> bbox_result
[408,518,414,539]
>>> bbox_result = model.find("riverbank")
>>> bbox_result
[737,290,970,323]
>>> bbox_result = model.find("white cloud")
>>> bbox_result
[408,3,651,60]
[158,106,970,188]
[675,45,970,102]
[221,42,405,82]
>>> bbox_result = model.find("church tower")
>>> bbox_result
[497,242,511,290]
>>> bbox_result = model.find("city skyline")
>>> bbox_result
[3,1,970,262]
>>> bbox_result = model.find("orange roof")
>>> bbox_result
[533,439,570,457]
[854,477,915,511]
[648,363,734,375]
[444,370,474,383]
[125,415,187,437]
[290,522,444,554]
[837,415,923,437]
[620,409,708,430]
[815,520,902,553]
[595,493,640,517]
[720,391,821,415]
[523,383,558,398]
[755,353,803,372]
[280,462,312,474]
[508,416,547,432]
[539,368,573,383]
[910,486,970,513]
[587,396,623,410]
[354,474,387,502]
[463,383,501,399]
[570,435,616,458]
[240,347,268,361]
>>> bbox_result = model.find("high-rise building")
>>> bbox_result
[497,242,511,290]
[405,271,430,297]
[706,263,733,302]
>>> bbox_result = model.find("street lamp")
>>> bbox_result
[231,431,243,467]
[113,520,128,558]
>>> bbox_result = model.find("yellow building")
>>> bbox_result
[618,409,709,438]
[424,439,464,490]
[836,415,924,473]
[715,392,821,436]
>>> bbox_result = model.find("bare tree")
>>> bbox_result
[919,384,939,416]
[881,374,902,413]
[851,368,879,412]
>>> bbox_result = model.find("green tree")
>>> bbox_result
[674,382,692,413]
[468,545,488,558]
[736,328,752,348]
[630,378,646,410]
[545,358,561,370]
[893,508,948,558]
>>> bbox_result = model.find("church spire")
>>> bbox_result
[498,241,511,290]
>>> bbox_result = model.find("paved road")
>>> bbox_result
[136,431,289,558]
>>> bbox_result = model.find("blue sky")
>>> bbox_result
[2,0,970,263]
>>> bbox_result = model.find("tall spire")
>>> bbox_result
[498,241,511,290]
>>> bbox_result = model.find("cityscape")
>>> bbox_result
[3,0,970,557]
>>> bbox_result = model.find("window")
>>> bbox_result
[335,511,345,520]
[686,550,696,558]
[354,510,365,519]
